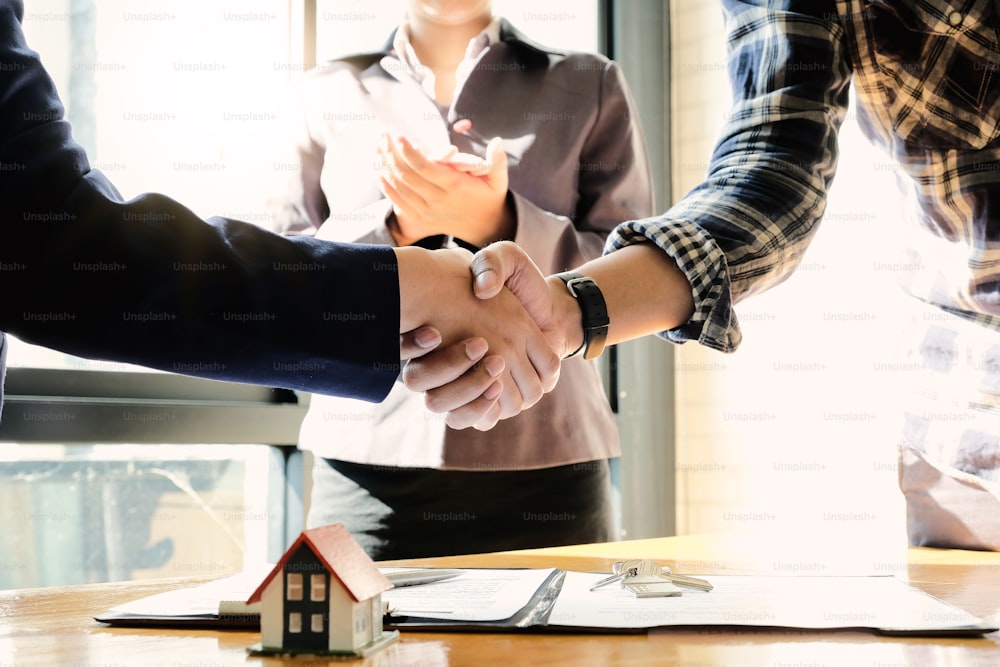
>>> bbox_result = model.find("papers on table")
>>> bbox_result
[95,567,997,636]
[103,567,268,624]
[384,567,554,621]
[548,572,987,633]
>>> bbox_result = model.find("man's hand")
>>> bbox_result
[395,245,559,430]
[470,241,577,357]
[401,241,580,429]
[400,241,699,429]
[377,134,514,248]
[400,331,507,430]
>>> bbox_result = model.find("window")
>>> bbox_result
[20,0,295,224]
[311,613,325,633]
[670,3,907,541]
[287,572,304,601]
[3,0,305,589]
[288,612,302,633]
[354,606,370,634]
[311,573,327,601]
[0,442,284,588]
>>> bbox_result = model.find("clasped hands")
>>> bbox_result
[385,132,573,430]
[399,241,573,431]
[390,135,693,428]
[377,131,514,248]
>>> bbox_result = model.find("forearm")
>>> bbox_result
[404,240,681,426]
[548,243,695,353]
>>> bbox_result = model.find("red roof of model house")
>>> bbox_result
[246,524,393,604]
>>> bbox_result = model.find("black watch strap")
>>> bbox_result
[554,272,609,360]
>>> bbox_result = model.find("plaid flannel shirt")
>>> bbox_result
[607,0,1000,352]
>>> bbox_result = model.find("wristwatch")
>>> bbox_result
[554,272,609,360]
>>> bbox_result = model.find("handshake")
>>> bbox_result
[380,131,609,431]
[385,132,692,431]
[396,241,587,432]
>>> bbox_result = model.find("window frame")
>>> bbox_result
[287,572,304,601]
[0,367,305,444]
[601,0,677,540]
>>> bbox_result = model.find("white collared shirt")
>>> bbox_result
[392,16,502,106]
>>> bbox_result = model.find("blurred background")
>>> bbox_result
[1,0,906,588]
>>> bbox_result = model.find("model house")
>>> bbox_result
[247,524,398,657]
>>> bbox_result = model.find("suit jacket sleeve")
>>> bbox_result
[0,0,400,404]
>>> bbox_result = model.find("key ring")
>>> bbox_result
[590,559,714,593]
[589,559,660,591]
[588,561,632,591]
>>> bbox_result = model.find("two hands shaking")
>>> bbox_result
[386,131,694,433]
[398,240,581,432]
[380,130,588,432]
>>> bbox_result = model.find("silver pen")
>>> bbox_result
[385,569,463,588]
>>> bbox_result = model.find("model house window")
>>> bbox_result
[287,573,304,601]
[355,610,369,633]
[288,612,302,634]
[311,573,327,601]
[311,613,324,633]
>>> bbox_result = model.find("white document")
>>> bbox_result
[106,567,269,618]
[383,568,555,622]
[548,572,987,632]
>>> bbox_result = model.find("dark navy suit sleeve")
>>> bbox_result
[0,0,400,403]
[0,333,6,420]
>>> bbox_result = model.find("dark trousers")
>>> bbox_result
[307,457,617,560]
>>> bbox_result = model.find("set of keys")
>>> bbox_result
[589,559,714,598]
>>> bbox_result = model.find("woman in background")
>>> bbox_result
[269,0,652,558]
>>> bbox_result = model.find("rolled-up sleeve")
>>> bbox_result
[607,0,852,353]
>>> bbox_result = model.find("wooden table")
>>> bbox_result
[3,532,999,665]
